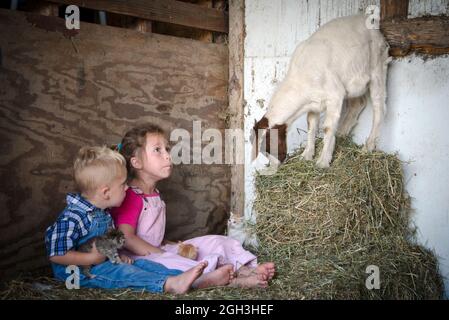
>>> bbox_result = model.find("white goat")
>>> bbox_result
[253,14,391,168]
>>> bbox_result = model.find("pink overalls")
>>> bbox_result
[117,187,257,273]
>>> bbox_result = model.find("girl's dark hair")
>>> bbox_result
[119,123,165,179]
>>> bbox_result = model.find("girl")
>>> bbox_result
[111,124,275,288]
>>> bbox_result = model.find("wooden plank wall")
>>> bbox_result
[0,9,229,278]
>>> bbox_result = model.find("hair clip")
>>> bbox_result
[117,143,123,152]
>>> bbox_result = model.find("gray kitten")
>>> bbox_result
[78,229,125,279]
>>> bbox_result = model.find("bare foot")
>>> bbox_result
[238,262,276,280]
[256,262,276,280]
[229,274,268,289]
[192,264,234,289]
[164,261,207,294]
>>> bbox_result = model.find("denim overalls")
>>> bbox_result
[51,207,182,293]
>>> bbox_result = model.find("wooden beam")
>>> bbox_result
[381,0,409,21]
[228,0,244,218]
[48,0,228,33]
[381,16,449,57]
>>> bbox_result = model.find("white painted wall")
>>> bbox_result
[244,0,449,297]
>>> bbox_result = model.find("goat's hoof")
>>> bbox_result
[316,159,330,168]
[363,141,375,153]
[300,150,314,161]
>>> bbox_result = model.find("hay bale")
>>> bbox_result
[253,137,443,299]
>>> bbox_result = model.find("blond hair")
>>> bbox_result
[74,146,126,195]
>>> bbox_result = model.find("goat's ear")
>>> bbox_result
[252,118,258,132]
[277,124,287,163]
[252,116,270,162]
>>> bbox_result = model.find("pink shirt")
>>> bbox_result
[110,188,159,229]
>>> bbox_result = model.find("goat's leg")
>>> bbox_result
[301,112,319,161]
[337,100,349,134]
[337,95,367,137]
[316,98,343,168]
[365,66,387,151]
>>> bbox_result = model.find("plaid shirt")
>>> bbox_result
[45,193,103,257]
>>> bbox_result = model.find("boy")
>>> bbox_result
[45,146,206,294]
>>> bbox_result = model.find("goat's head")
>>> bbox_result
[251,116,287,163]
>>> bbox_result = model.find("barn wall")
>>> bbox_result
[244,0,449,296]
[0,9,229,278]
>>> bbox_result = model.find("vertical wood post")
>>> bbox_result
[380,0,409,21]
[228,0,245,218]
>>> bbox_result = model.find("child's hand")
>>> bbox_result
[120,254,134,264]
[89,242,107,265]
